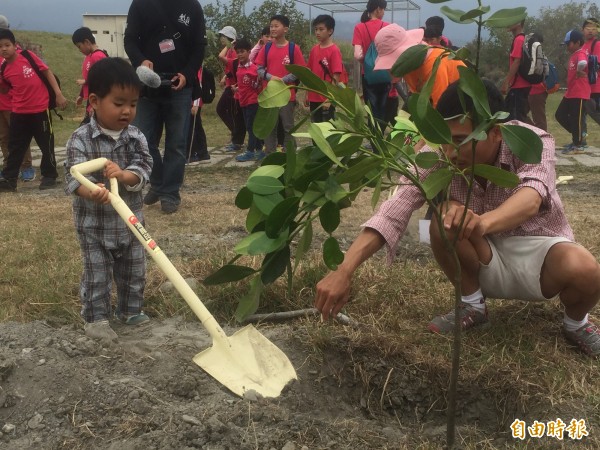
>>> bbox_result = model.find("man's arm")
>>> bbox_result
[123,0,146,67]
[314,227,385,320]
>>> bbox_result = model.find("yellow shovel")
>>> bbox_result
[70,158,297,398]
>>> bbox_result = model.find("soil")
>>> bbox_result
[1,164,599,449]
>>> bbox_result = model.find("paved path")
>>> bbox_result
[31,144,600,170]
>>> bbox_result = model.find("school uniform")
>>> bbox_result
[306,43,343,123]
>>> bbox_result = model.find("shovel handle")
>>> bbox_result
[70,158,230,346]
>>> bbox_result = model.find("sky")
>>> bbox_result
[1,0,576,45]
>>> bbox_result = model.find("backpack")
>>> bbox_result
[588,39,598,85]
[200,66,216,104]
[363,22,391,86]
[512,32,549,85]
[544,61,560,93]
[1,49,63,119]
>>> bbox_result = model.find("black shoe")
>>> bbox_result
[0,178,17,192]
[161,200,178,214]
[39,177,58,190]
[143,190,160,205]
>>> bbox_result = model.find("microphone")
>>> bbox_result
[136,65,161,89]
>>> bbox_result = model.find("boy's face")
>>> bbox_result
[270,20,288,39]
[75,40,93,55]
[0,38,17,61]
[89,85,139,131]
[442,119,502,170]
[261,34,271,45]
[236,48,250,64]
[423,36,442,46]
[583,24,597,41]
[314,24,332,42]
[566,41,579,52]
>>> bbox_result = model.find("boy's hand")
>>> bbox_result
[103,160,125,183]
[75,96,83,106]
[76,78,85,86]
[191,105,199,116]
[88,183,110,204]
[56,93,68,109]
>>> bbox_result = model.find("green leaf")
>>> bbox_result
[353,94,365,129]
[261,151,287,166]
[285,64,328,94]
[246,176,284,195]
[422,168,454,200]
[391,44,428,77]
[408,94,452,145]
[250,164,285,179]
[441,6,475,24]
[458,66,491,119]
[371,177,382,210]
[234,276,263,322]
[415,151,440,169]
[285,143,296,184]
[335,156,382,184]
[319,201,340,234]
[460,6,490,21]
[253,192,284,215]
[261,246,290,285]
[253,106,279,139]
[258,79,291,107]
[308,123,343,167]
[293,161,331,192]
[323,236,344,270]
[500,125,542,163]
[332,134,363,157]
[235,187,253,210]
[454,47,471,61]
[483,7,527,28]
[245,203,265,232]
[294,221,313,270]
[265,196,300,238]
[472,164,520,188]
[203,265,257,285]
[235,230,287,256]
[324,176,348,203]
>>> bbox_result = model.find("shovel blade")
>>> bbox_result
[192,325,297,398]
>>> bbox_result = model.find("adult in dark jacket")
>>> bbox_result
[124,0,207,214]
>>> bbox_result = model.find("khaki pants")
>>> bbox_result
[0,110,33,170]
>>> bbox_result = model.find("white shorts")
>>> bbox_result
[479,235,573,301]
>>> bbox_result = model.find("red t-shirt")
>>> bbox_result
[509,34,531,89]
[255,41,306,102]
[583,38,600,94]
[565,48,591,100]
[0,57,11,111]
[236,62,261,107]
[1,52,49,114]
[223,48,237,88]
[306,43,343,103]
[81,50,107,100]
[352,19,389,56]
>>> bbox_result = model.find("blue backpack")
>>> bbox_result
[363,23,391,86]
[544,61,559,93]
[588,39,598,85]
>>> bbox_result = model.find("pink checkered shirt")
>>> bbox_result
[363,121,574,263]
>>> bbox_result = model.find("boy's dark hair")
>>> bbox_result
[436,79,506,121]
[361,0,387,23]
[0,28,16,44]
[261,26,270,36]
[234,38,252,51]
[270,15,290,28]
[312,14,335,31]
[72,27,96,45]
[424,26,442,39]
[425,16,445,31]
[583,17,599,28]
[88,57,141,98]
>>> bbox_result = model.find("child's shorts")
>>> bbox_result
[479,235,573,301]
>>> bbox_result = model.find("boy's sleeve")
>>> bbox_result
[29,51,49,71]
[294,45,306,66]
[331,46,343,74]
[64,133,96,196]
[510,35,523,59]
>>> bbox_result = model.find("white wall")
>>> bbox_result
[82,15,127,58]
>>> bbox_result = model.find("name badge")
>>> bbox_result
[159,39,176,54]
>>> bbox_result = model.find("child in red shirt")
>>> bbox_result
[305,15,343,123]
[555,29,590,154]
[0,28,67,192]
[72,27,108,125]
[256,14,306,154]
[233,39,264,162]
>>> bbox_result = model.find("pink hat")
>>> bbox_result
[373,24,425,71]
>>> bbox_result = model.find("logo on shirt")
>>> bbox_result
[22,65,34,79]
[282,55,291,65]
[178,14,190,26]
[242,74,252,85]
[320,57,330,68]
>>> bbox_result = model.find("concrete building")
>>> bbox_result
[82,14,127,58]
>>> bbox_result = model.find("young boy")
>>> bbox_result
[72,27,108,125]
[233,38,264,162]
[555,29,590,155]
[256,14,306,154]
[305,15,343,123]
[187,66,209,165]
[250,26,271,64]
[64,58,153,342]
[0,28,67,191]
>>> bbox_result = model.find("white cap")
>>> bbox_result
[0,15,9,29]
[218,26,237,41]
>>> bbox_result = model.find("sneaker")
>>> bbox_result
[39,177,58,190]
[20,167,36,182]
[187,153,210,165]
[225,143,243,152]
[161,200,178,214]
[562,146,586,156]
[0,177,17,192]
[115,311,150,325]
[564,322,600,356]
[143,190,160,205]
[84,320,118,342]
[255,150,266,161]
[428,302,488,334]
[235,150,257,162]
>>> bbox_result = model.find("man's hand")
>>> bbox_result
[314,268,352,321]
[441,203,485,241]
[171,73,187,91]
[191,105,199,116]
